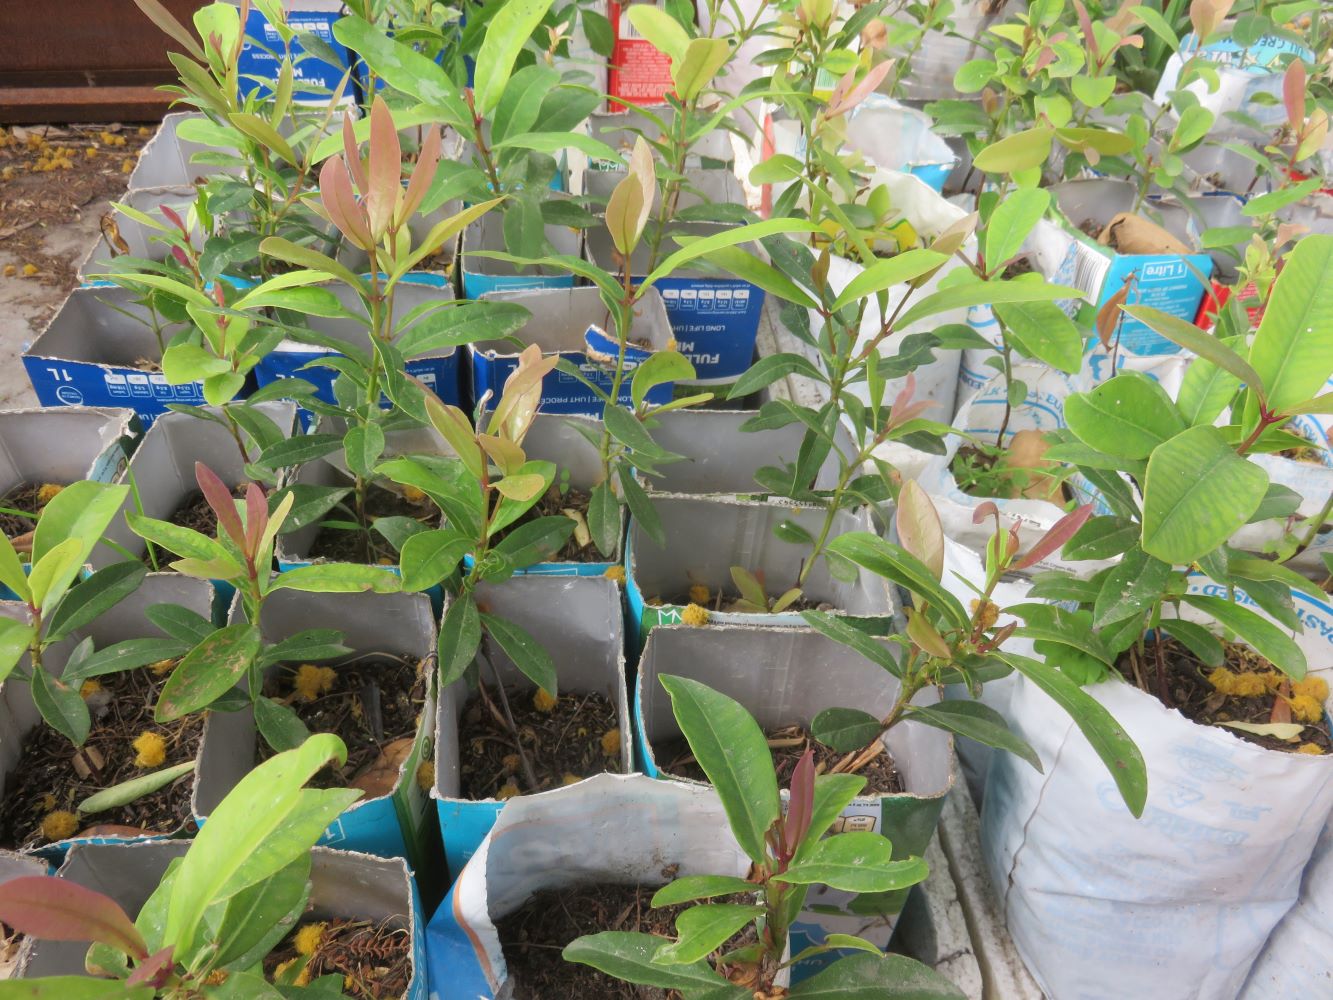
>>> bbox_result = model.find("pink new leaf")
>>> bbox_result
[1073,0,1098,62]
[896,480,945,582]
[1012,503,1092,571]
[127,946,176,987]
[0,877,148,960]
[783,747,815,863]
[342,110,368,196]
[827,60,895,119]
[400,125,442,226]
[195,462,245,550]
[365,96,403,240]
[972,501,999,526]
[159,204,187,235]
[320,156,373,250]
[244,482,267,558]
[1284,60,1307,133]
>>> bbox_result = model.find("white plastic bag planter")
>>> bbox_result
[22,285,253,425]
[18,841,426,999]
[425,773,753,1000]
[634,623,954,977]
[637,408,844,497]
[253,282,464,416]
[460,214,580,300]
[981,586,1333,1000]
[0,574,214,859]
[470,285,675,416]
[93,402,298,581]
[587,222,767,388]
[197,590,438,868]
[433,577,630,875]
[1047,178,1215,359]
[921,365,1115,575]
[1154,30,1316,135]
[490,413,623,576]
[624,494,898,649]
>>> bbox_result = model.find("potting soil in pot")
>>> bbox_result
[0,660,198,848]
[1116,636,1333,754]
[458,684,621,799]
[0,482,67,539]
[309,486,438,565]
[950,435,1066,504]
[259,658,427,791]
[656,724,903,794]
[264,915,412,999]
[496,882,759,999]
[493,485,603,563]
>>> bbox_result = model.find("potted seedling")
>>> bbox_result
[0,734,424,998]
[977,233,1333,1000]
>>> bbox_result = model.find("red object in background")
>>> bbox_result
[1287,169,1333,197]
[607,2,678,107]
[1195,279,1267,331]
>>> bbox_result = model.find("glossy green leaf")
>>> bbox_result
[810,707,883,753]
[1141,426,1268,564]
[269,564,403,594]
[775,832,927,893]
[45,563,147,643]
[481,613,556,696]
[439,594,481,687]
[472,0,556,115]
[651,875,757,907]
[1182,594,1307,679]
[31,667,90,746]
[984,189,1049,273]
[786,953,966,998]
[1064,373,1186,459]
[79,761,196,816]
[994,299,1082,373]
[155,624,261,722]
[1247,234,1333,417]
[659,675,779,866]
[563,932,739,993]
[905,701,1041,771]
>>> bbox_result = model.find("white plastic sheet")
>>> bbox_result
[983,586,1333,1000]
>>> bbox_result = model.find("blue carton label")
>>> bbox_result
[239,8,351,101]
[653,276,764,381]
[437,799,504,878]
[317,799,410,861]
[470,344,672,416]
[1100,252,1214,355]
[23,357,211,427]
[461,268,574,301]
[255,348,461,409]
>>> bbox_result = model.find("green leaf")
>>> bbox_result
[1141,426,1269,564]
[651,875,757,907]
[1159,619,1224,667]
[603,403,667,459]
[994,299,1082,373]
[563,932,738,993]
[905,701,1041,771]
[331,15,462,111]
[701,244,817,310]
[439,594,481,687]
[258,238,366,297]
[1177,357,1242,427]
[399,529,470,592]
[481,613,556,695]
[625,3,690,60]
[1181,594,1307,679]
[810,707,883,753]
[31,667,90,746]
[972,127,1054,174]
[776,832,928,893]
[984,189,1050,273]
[254,433,344,470]
[587,481,621,558]
[29,538,88,616]
[727,353,826,399]
[473,0,557,115]
[672,37,732,101]
[254,696,311,753]
[653,904,762,965]
[207,854,310,971]
[632,351,695,409]
[825,533,970,631]
[999,652,1147,818]
[1064,373,1186,459]
[893,277,1084,331]
[1092,548,1170,627]
[45,563,147,642]
[0,979,155,999]
[786,953,966,998]
[32,480,128,567]
[270,564,402,594]
[63,637,189,684]
[0,617,34,685]
[155,624,261,722]
[642,219,822,290]
[618,465,664,548]
[800,612,901,678]
[659,675,780,865]
[1062,516,1138,561]
[126,512,236,566]
[163,733,359,960]
[79,761,196,816]
[493,516,575,570]
[342,423,385,481]
[1247,234,1333,418]
[830,249,949,312]
[1121,305,1263,390]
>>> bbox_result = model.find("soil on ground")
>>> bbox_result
[0,124,150,314]
[309,486,437,565]
[258,657,427,790]
[265,916,412,999]
[496,485,605,563]
[0,482,64,539]
[497,881,760,999]
[0,661,198,849]
[458,684,621,800]
[656,723,903,794]
[1116,635,1333,754]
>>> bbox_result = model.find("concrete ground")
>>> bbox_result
[0,123,149,408]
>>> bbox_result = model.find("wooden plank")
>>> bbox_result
[0,86,176,124]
